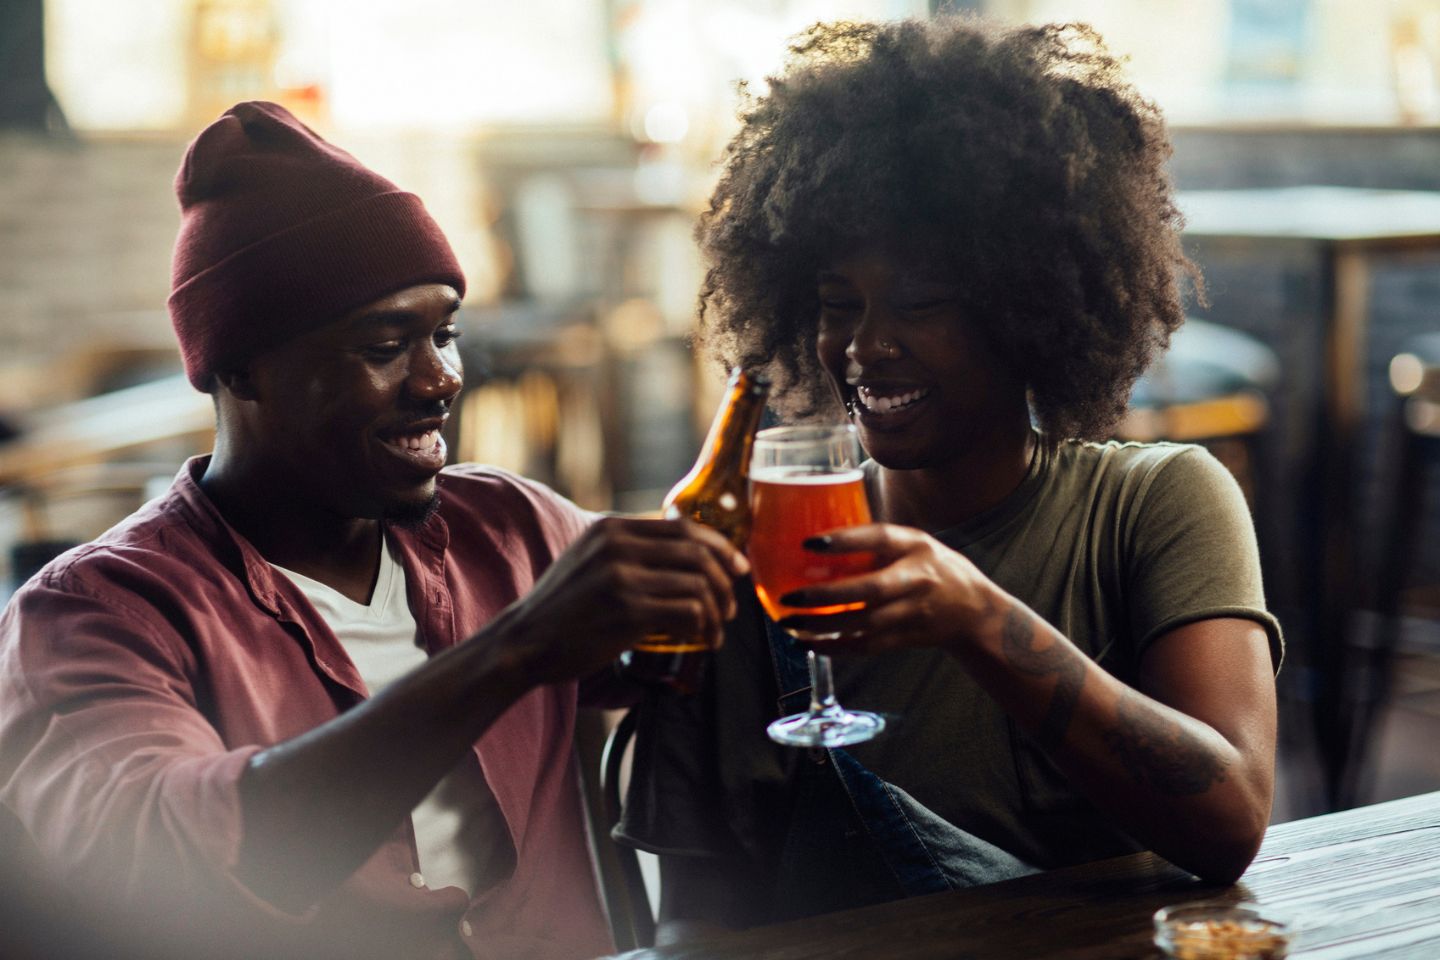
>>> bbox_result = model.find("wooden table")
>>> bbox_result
[1177,187,1440,810]
[604,789,1440,959]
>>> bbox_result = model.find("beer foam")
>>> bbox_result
[750,467,864,485]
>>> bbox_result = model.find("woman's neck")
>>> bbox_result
[870,427,1038,533]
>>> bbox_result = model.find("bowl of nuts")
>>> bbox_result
[1153,900,1291,959]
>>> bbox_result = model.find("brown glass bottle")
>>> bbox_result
[620,367,770,692]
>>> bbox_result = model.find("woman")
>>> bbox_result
[618,15,1281,941]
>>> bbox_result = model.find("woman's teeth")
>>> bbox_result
[855,386,931,414]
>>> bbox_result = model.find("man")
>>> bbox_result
[0,101,745,960]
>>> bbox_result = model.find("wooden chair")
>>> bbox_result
[1339,332,1440,807]
[1116,318,1279,503]
[574,708,655,951]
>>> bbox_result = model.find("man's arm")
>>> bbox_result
[235,516,747,909]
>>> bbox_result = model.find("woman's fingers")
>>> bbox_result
[805,523,917,561]
[773,523,985,653]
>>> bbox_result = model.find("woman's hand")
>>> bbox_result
[779,523,1276,884]
[775,523,1003,655]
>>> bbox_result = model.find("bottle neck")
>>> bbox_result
[697,379,767,478]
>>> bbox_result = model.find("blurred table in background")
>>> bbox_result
[1178,187,1440,811]
[0,372,213,592]
[0,373,211,489]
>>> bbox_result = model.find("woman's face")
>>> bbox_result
[814,248,1029,471]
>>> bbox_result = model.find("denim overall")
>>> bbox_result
[763,617,1037,920]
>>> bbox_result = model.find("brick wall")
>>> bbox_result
[0,132,186,408]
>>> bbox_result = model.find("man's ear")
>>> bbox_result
[213,367,260,401]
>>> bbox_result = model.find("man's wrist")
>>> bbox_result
[466,604,554,698]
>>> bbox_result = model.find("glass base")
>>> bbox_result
[766,704,886,747]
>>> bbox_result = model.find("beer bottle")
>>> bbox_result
[620,367,770,691]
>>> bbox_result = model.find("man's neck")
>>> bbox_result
[200,453,385,604]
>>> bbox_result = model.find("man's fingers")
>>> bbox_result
[623,537,741,620]
[605,516,749,577]
[624,566,729,629]
[677,519,751,578]
[623,594,727,647]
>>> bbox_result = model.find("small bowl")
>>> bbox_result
[1153,900,1291,959]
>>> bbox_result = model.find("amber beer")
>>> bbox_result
[620,368,770,691]
[749,467,875,626]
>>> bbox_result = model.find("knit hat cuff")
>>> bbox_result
[168,190,466,391]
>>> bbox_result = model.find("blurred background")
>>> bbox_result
[3,0,1440,827]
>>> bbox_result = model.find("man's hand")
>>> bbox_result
[499,516,750,685]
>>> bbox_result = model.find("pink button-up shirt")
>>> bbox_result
[0,458,614,960]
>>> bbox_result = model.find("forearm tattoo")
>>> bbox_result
[1000,605,1085,753]
[1104,689,1229,796]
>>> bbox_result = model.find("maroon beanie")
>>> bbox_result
[168,101,467,391]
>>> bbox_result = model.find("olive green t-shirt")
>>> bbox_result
[619,439,1282,888]
[836,439,1283,868]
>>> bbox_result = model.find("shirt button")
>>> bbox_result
[409,872,426,889]
[461,920,474,937]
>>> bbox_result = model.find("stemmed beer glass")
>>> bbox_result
[748,424,887,747]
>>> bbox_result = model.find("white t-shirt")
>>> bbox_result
[272,537,509,896]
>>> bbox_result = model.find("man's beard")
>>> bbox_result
[383,493,440,530]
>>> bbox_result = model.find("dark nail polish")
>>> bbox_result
[802,535,831,551]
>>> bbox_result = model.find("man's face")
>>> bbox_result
[242,283,464,522]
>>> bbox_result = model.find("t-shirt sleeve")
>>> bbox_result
[1124,446,1284,670]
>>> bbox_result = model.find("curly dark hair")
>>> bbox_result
[694,16,1200,440]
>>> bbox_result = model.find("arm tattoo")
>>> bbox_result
[1104,689,1229,796]
[1000,605,1085,753]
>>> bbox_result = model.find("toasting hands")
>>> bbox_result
[775,523,1001,655]
[499,516,750,685]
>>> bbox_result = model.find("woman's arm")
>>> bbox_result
[780,528,1276,883]
[954,600,1274,882]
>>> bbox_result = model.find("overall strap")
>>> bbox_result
[762,617,952,897]
[763,615,1037,895]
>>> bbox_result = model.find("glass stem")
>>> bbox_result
[807,650,837,713]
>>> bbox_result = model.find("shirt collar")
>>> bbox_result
[169,455,451,615]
